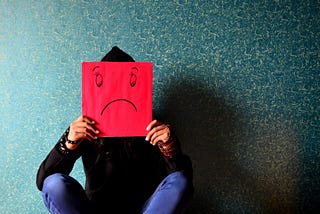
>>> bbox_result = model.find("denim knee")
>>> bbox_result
[162,171,192,192]
[42,173,90,214]
[42,173,69,197]
[141,171,193,214]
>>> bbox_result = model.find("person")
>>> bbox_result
[36,46,193,214]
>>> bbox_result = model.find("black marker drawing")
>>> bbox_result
[93,66,103,87]
[130,67,138,87]
[101,99,138,116]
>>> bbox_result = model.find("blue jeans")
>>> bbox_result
[42,171,193,214]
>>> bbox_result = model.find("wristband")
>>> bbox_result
[58,141,70,155]
[64,128,79,145]
[66,139,78,145]
[158,138,180,158]
[57,127,73,155]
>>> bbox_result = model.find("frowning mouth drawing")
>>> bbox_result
[100,98,138,116]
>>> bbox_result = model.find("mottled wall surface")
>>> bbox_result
[0,1,319,213]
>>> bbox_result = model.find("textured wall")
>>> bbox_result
[0,0,319,213]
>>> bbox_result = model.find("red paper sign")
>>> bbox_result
[82,62,152,137]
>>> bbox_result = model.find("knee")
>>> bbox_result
[165,171,193,195]
[42,173,70,197]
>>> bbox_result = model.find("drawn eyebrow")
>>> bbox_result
[131,67,138,72]
[93,66,100,72]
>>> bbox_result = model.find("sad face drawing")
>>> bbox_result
[82,62,153,137]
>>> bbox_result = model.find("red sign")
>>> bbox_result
[82,62,152,137]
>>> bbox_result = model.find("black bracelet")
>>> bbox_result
[64,128,78,144]
[57,128,72,155]
[58,141,70,155]
[66,139,78,145]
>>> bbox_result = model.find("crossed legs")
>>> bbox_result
[42,171,193,214]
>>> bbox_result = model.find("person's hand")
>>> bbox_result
[66,115,99,150]
[145,120,171,146]
[145,120,180,158]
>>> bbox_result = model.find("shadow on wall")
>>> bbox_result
[156,71,299,213]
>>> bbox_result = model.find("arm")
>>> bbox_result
[36,116,100,190]
[36,128,82,190]
[145,120,193,179]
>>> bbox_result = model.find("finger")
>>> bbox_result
[75,115,85,123]
[82,131,98,141]
[82,116,96,125]
[81,122,99,134]
[150,134,163,146]
[149,125,166,141]
[72,120,99,134]
[80,124,99,137]
[69,122,99,141]
[150,128,170,145]
[73,115,95,126]
[146,120,162,131]
[147,124,170,144]
[145,125,158,141]
[145,120,164,141]
[72,132,94,142]
[151,134,167,146]
[75,127,98,137]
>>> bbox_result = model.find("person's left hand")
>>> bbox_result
[145,120,171,146]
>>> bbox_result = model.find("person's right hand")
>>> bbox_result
[66,115,99,150]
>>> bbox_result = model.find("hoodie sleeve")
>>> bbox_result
[159,136,193,181]
[36,128,82,191]
[162,153,193,180]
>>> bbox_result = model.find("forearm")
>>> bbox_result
[157,136,181,158]
[162,152,193,181]
[36,128,81,190]
[159,136,193,180]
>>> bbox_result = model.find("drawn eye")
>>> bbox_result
[93,66,103,87]
[130,67,138,87]
[96,73,103,87]
[130,72,137,87]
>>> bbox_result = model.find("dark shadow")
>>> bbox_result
[154,75,245,213]
[154,72,298,213]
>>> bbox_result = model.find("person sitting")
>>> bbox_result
[36,46,193,214]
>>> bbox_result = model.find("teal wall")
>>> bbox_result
[0,0,319,213]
